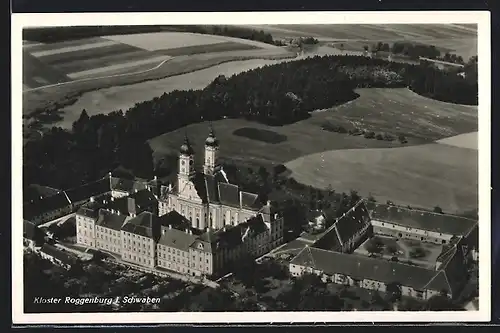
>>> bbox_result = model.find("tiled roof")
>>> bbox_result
[157,227,197,251]
[240,191,261,210]
[76,206,100,220]
[290,247,453,293]
[23,191,71,221]
[334,201,371,245]
[24,184,61,203]
[65,178,111,204]
[312,223,342,252]
[192,230,218,253]
[96,209,128,231]
[40,244,76,265]
[204,174,220,203]
[121,211,159,240]
[99,189,158,216]
[218,182,240,208]
[190,172,208,203]
[110,177,148,194]
[367,202,478,236]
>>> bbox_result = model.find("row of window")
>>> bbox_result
[96,241,119,253]
[123,252,151,265]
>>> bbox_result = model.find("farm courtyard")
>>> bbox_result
[354,236,444,270]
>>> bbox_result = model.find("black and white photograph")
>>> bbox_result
[12,11,491,324]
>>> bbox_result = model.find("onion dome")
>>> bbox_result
[205,125,219,147]
[180,135,194,155]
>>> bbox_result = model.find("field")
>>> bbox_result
[251,24,477,59]
[437,132,478,150]
[149,88,477,212]
[22,32,293,118]
[285,143,477,213]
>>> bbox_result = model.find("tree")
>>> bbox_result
[72,109,90,134]
[364,131,376,139]
[386,244,399,255]
[398,134,408,144]
[433,206,444,214]
[364,238,383,254]
[424,295,458,310]
[409,247,426,259]
[386,282,402,302]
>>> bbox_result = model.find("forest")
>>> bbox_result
[23,54,478,194]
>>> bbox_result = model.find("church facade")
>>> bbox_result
[158,127,264,231]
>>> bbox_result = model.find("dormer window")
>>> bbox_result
[198,243,204,250]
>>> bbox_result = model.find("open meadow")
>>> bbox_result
[149,87,477,212]
[285,143,477,213]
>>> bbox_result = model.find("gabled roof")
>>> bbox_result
[110,177,148,194]
[23,191,72,221]
[121,211,158,240]
[96,209,129,231]
[334,200,371,245]
[89,189,157,216]
[65,177,111,204]
[191,172,208,203]
[40,244,76,265]
[24,184,61,203]
[367,202,478,236]
[290,247,455,293]
[218,182,240,208]
[157,227,197,251]
[192,229,219,253]
[241,191,261,210]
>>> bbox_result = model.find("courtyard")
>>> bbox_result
[355,235,444,269]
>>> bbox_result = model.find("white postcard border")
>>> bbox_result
[12,11,491,324]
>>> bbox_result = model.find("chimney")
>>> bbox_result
[154,176,157,181]
[185,228,189,234]
[134,189,138,193]
[267,200,271,207]
[162,229,166,235]
[168,225,172,229]
[239,191,243,208]
[189,230,193,235]
[108,172,112,178]
[168,184,173,192]
[117,210,120,216]
[90,196,95,203]
[127,197,136,216]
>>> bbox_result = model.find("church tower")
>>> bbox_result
[203,124,220,175]
[178,134,196,196]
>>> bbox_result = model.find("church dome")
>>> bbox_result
[205,126,219,147]
[180,136,194,155]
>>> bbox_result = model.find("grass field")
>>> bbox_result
[285,143,477,213]
[437,132,478,150]
[149,87,477,212]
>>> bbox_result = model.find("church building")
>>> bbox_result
[158,126,265,231]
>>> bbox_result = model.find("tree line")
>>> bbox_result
[23,55,478,193]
